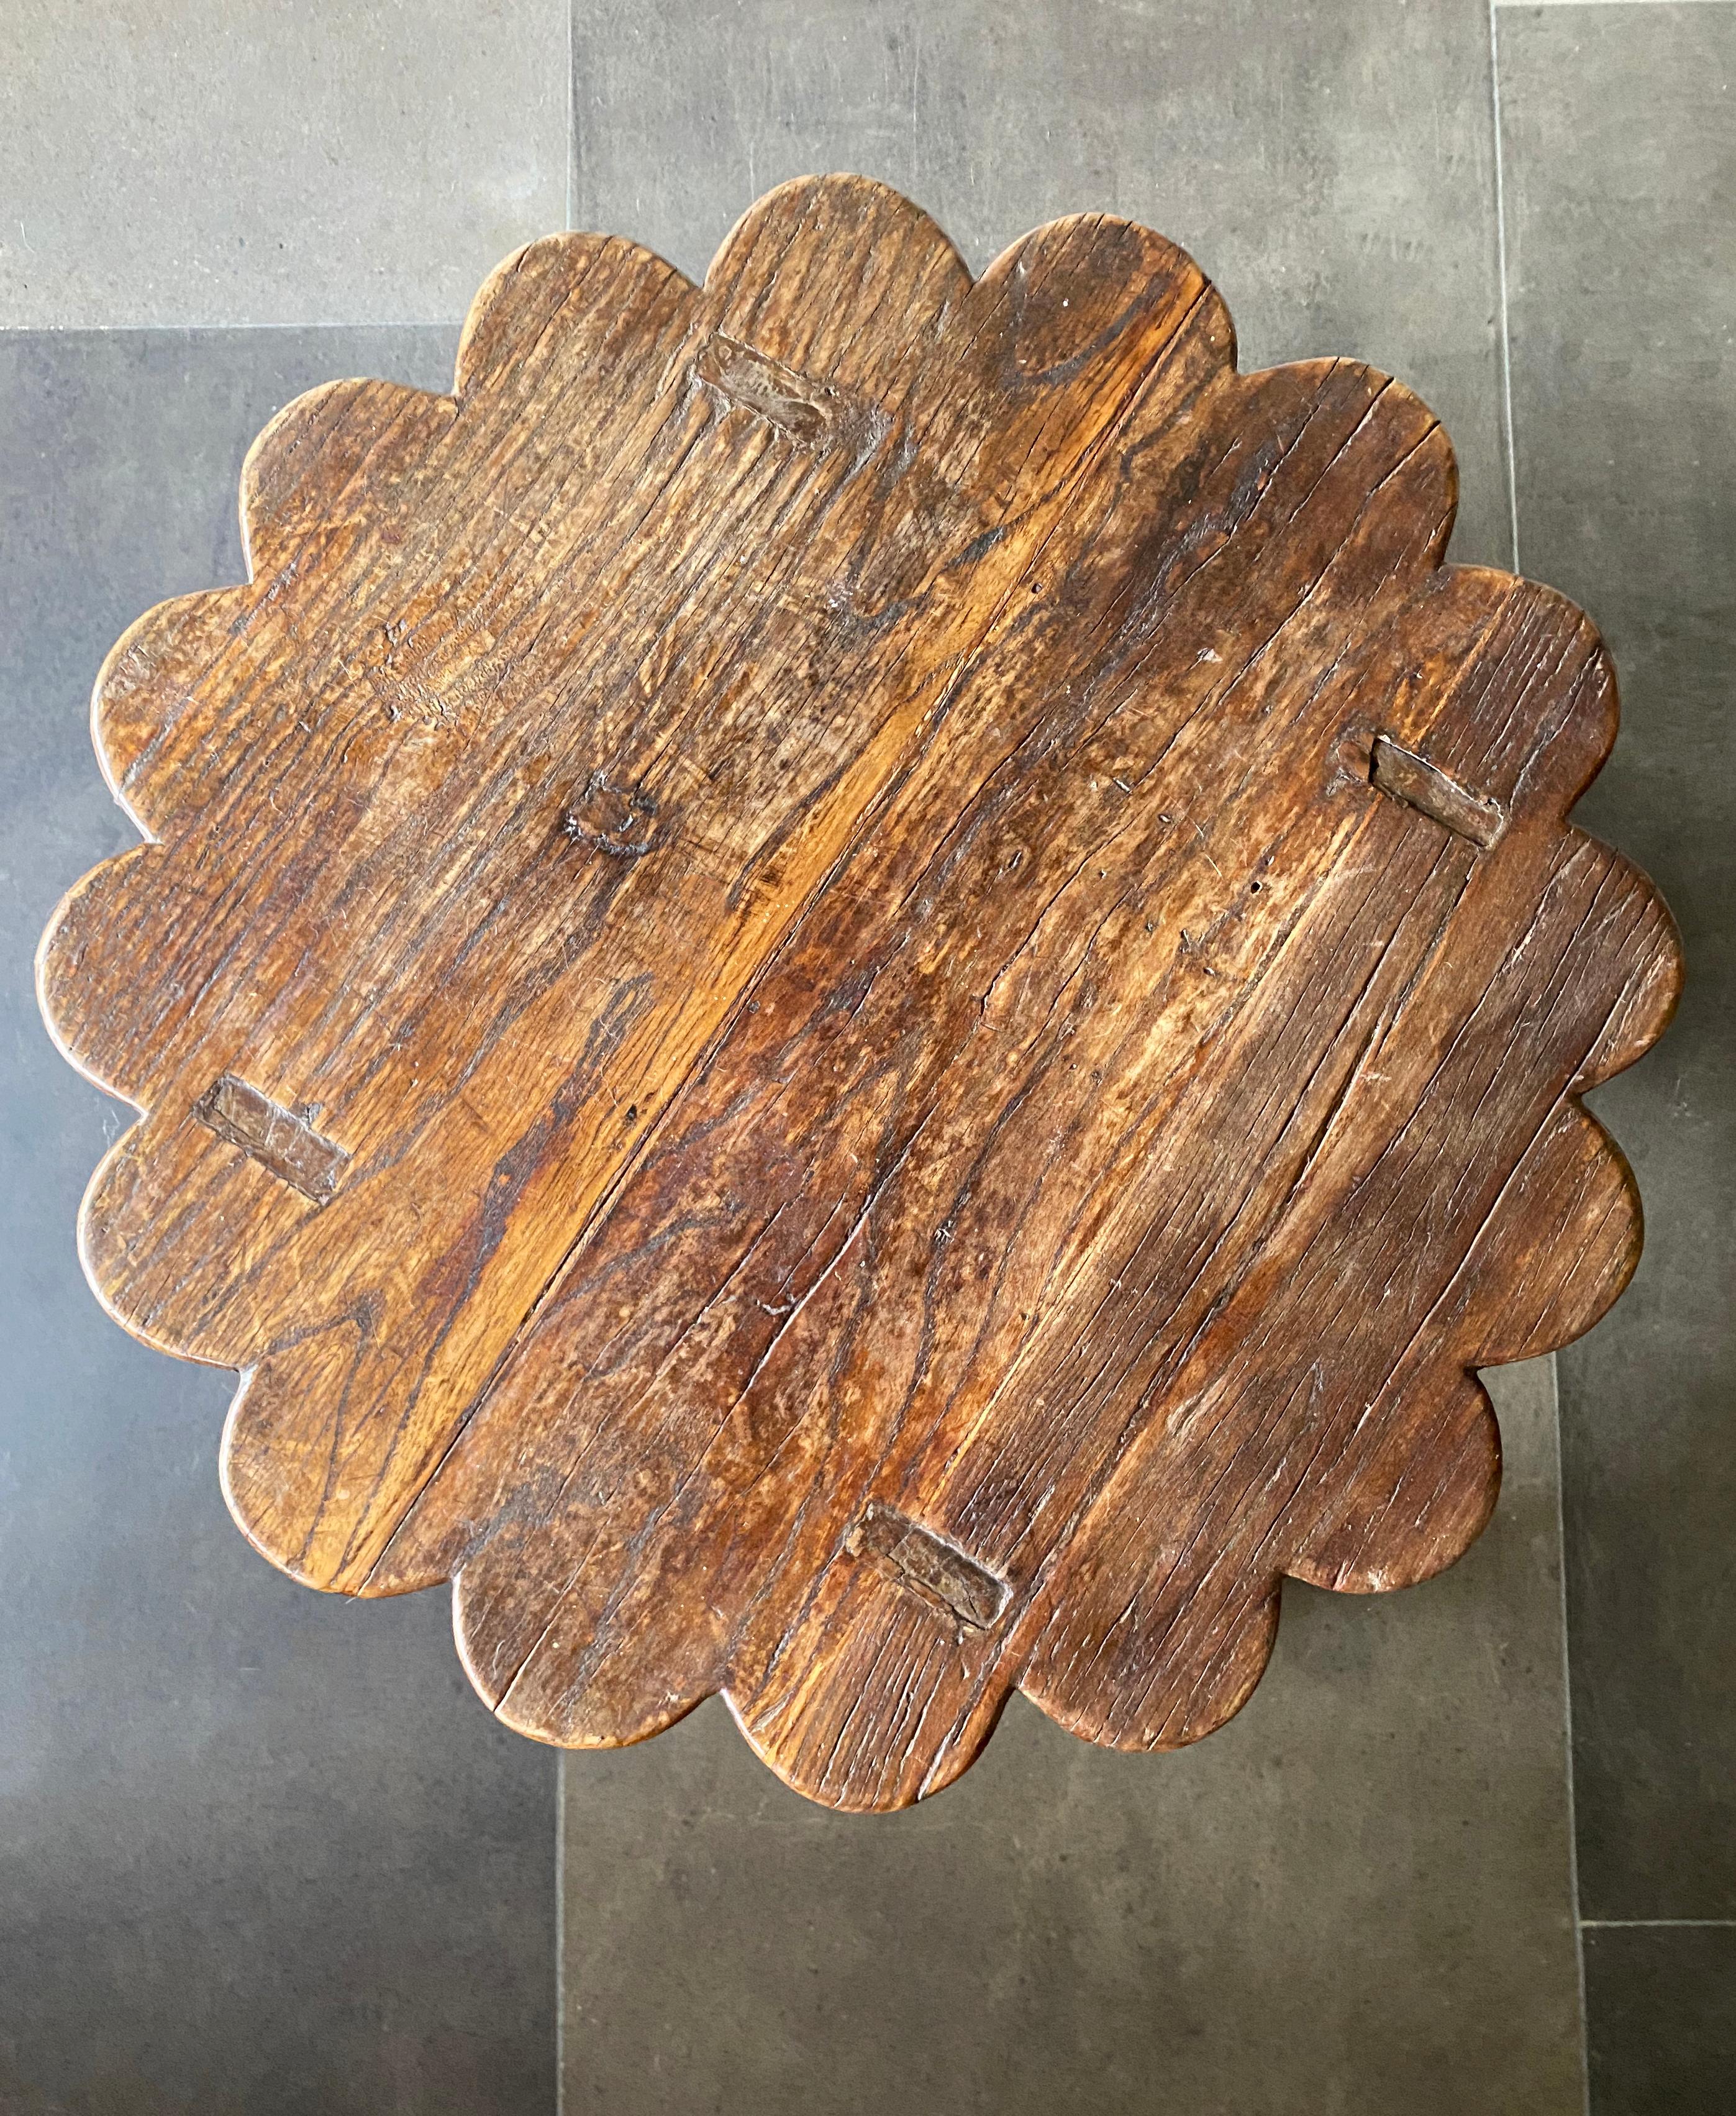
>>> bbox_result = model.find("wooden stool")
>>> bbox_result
[38,176,1679,1810]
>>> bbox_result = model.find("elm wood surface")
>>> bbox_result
[37,176,1680,1812]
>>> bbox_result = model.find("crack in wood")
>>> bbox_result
[1370,734,1507,848]
[847,1500,1009,1630]
[194,1074,348,1203]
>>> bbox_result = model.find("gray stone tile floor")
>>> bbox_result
[0,3,1727,2110]
[1586,1927,1736,2111]
[1499,1,1736,1939]
[1,328,555,2116]
[561,1361,1583,2116]
[571,0,1513,569]
[0,2,569,328]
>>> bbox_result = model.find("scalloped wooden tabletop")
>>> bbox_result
[37,176,1679,1810]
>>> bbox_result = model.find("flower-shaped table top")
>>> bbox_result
[39,176,1679,1810]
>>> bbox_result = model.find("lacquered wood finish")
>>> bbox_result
[37,177,1679,1809]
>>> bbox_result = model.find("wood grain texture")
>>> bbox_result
[37,177,1681,1810]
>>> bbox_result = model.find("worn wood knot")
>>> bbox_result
[561,773,660,859]
[846,1500,1009,1631]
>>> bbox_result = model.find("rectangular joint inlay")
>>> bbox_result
[1370,734,1507,848]
[847,1501,1009,1631]
[693,331,855,450]
[195,1074,348,1203]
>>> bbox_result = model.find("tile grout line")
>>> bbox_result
[1493,1,1736,9]
[1548,1358,1594,2116]
[555,1754,568,2116]
[1491,0,1736,2036]
[1489,0,1522,577]
[0,322,462,335]
[1491,35,1586,2105]
[1581,1920,1736,1930]
[566,0,576,233]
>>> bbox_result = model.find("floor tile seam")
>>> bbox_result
[0,321,462,336]
[1580,1919,1736,1929]
[1494,1,1736,10]
[556,1754,568,2116]
[566,0,578,233]
[1491,16,1583,2094]
[1489,0,1522,577]
[1545,1358,1593,2116]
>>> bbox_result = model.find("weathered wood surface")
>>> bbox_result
[37,176,1680,1810]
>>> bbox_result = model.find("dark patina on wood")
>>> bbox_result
[37,177,1680,1810]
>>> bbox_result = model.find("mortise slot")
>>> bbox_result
[1370,734,1506,848]
[847,1500,1009,1631]
[195,1074,348,1203]
[692,331,851,449]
